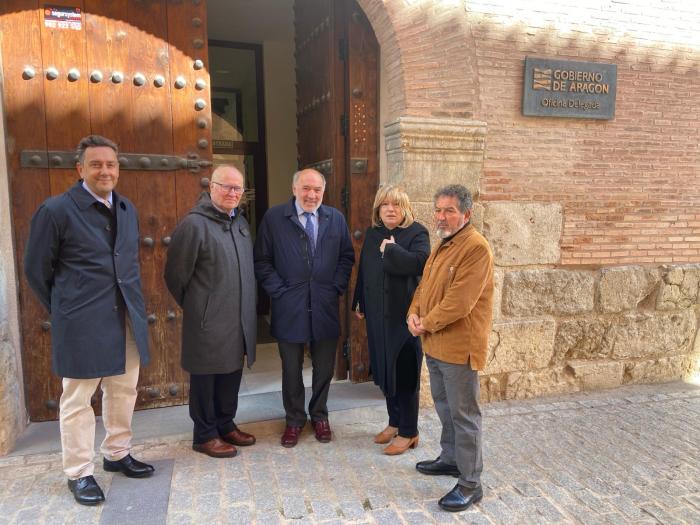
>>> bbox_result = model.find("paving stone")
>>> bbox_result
[253,510,283,524]
[223,505,252,524]
[281,494,307,519]
[310,500,338,521]
[370,508,402,524]
[338,500,366,520]
[641,504,685,525]
[402,510,436,524]
[224,479,253,503]
[366,493,390,510]
[608,495,647,521]
[479,496,517,524]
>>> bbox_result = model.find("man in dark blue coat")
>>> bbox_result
[24,135,153,506]
[254,168,354,447]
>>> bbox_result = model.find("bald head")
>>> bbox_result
[209,165,245,214]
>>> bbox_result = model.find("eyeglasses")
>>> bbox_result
[212,181,246,194]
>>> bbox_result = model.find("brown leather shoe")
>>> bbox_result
[373,425,398,444]
[383,435,419,456]
[313,420,332,443]
[192,437,237,458]
[281,425,303,448]
[221,428,256,447]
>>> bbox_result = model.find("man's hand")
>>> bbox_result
[379,235,395,255]
[354,311,365,320]
[407,314,426,336]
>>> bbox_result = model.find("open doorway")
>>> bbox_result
[207,0,380,396]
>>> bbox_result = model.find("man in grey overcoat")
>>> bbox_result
[24,135,154,506]
[165,165,257,458]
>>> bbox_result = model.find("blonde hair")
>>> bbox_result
[371,184,415,228]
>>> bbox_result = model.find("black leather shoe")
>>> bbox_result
[438,483,483,512]
[103,454,155,478]
[416,457,460,477]
[67,475,105,506]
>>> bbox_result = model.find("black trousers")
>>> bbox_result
[386,338,421,438]
[278,338,337,426]
[189,369,243,444]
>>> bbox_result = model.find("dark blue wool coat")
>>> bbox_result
[254,198,355,343]
[24,181,150,379]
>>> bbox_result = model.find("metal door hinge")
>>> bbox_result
[350,158,367,174]
[306,159,333,177]
[21,150,213,174]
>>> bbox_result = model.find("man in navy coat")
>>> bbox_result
[24,135,154,506]
[255,168,354,447]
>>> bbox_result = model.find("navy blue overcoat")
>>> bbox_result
[254,198,355,343]
[24,181,150,379]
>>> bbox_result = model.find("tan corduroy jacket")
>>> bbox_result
[408,224,494,369]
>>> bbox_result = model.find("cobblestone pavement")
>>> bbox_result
[1,381,699,524]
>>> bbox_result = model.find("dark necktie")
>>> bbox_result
[303,212,315,256]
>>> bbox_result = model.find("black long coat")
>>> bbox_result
[352,221,430,396]
[24,181,150,379]
[254,198,355,343]
[164,193,257,374]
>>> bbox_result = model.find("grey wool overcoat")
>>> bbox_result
[164,193,257,374]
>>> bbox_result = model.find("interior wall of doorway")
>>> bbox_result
[207,0,309,396]
[208,0,298,208]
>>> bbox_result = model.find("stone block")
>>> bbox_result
[597,266,661,313]
[566,360,623,390]
[656,264,700,310]
[623,355,690,384]
[385,117,487,203]
[485,319,556,374]
[605,310,697,360]
[553,317,610,364]
[482,202,562,266]
[505,368,578,400]
[502,270,595,317]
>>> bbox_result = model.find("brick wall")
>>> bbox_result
[362,0,700,265]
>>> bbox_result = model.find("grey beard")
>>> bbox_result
[435,228,451,239]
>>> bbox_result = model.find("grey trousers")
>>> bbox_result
[426,355,483,488]
[278,339,337,426]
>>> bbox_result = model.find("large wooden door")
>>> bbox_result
[294,0,379,381]
[0,1,212,421]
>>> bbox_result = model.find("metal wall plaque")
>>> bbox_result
[522,57,617,120]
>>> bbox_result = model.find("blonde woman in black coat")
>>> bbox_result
[352,185,430,455]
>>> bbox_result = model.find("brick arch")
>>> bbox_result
[355,0,479,120]
[355,0,407,121]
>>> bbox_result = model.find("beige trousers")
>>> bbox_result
[59,320,140,479]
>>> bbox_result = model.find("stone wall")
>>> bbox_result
[384,116,700,406]
[0,58,26,454]
[481,264,699,401]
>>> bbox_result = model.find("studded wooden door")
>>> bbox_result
[294,0,379,381]
[0,0,212,421]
